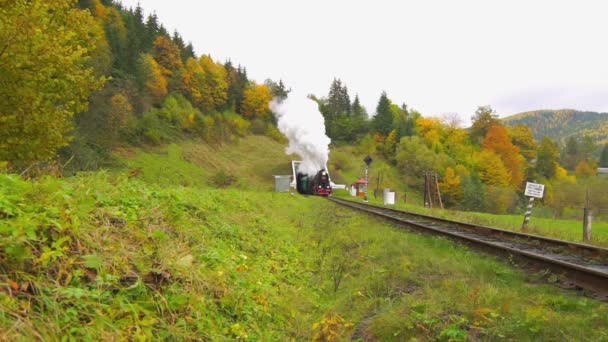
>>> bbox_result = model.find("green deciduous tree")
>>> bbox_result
[508,124,537,162]
[536,137,561,179]
[0,0,106,169]
[470,105,499,144]
[600,144,608,167]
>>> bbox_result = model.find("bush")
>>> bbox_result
[484,185,517,214]
[211,170,237,187]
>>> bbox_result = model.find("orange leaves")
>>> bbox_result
[152,35,183,77]
[481,125,525,189]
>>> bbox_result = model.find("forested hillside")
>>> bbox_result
[503,109,608,146]
[2,0,608,217]
[1,0,287,174]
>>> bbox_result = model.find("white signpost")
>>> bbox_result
[522,182,544,232]
[524,182,545,198]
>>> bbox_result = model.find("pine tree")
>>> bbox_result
[350,95,369,138]
[372,91,393,136]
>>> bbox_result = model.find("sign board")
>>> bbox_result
[524,182,545,198]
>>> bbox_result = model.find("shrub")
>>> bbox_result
[211,170,237,187]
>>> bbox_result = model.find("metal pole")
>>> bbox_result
[521,196,535,233]
[364,165,369,203]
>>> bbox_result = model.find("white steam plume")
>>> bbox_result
[271,93,331,176]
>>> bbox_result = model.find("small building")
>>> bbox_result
[351,178,368,197]
[598,168,608,176]
[274,175,291,192]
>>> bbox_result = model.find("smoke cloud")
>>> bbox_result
[271,94,331,176]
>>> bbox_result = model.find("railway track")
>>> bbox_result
[328,197,608,299]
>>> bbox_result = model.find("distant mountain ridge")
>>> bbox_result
[502,109,608,145]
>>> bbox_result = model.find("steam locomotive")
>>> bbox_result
[296,169,332,196]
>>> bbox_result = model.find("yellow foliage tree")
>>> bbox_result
[0,0,106,168]
[109,93,134,135]
[181,57,206,106]
[197,55,228,113]
[476,150,511,186]
[574,160,596,178]
[153,35,183,78]
[180,56,228,113]
[241,83,272,119]
[482,125,525,189]
[416,117,444,149]
[440,166,463,205]
[554,165,577,183]
[138,54,168,104]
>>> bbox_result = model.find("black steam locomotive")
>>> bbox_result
[296,169,332,196]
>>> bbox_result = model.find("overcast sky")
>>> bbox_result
[120,0,608,125]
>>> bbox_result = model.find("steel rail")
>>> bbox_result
[328,197,608,297]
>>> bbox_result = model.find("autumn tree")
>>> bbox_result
[470,105,500,144]
[0,0,106,169]
[416,117,444,151]
[196,55,228,113]
[575,160,596,178]
[476,150,511,187]
[108,92,135,138]
[137,53,168,105]
[152,35,183,78]
[508,124,537,162]
[440,166,463,206]
[241,83,273,120]
[481,125,525,188]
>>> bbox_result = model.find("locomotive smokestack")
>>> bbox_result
[271,93,331,176]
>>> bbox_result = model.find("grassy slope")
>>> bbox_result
[1,135,608,340]
[340,192,608,247]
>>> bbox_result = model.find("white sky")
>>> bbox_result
[120,0,608,125]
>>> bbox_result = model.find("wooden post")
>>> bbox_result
[521,196,535,233]
[583,207,592,242]
[584,188,592,242]
[435,172,444,210]
[423,171,428,207]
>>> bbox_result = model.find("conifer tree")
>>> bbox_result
[372,91,393,136]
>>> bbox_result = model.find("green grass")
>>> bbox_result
[337,192,608,247]
[2,137,608,340]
